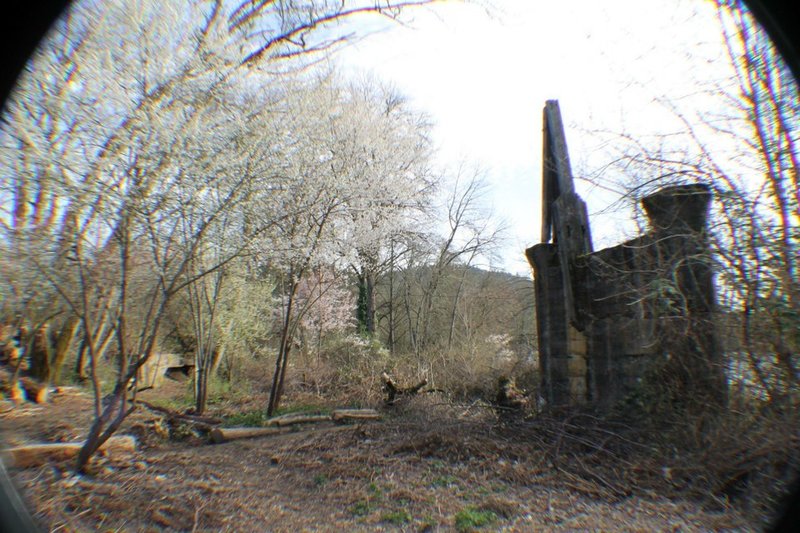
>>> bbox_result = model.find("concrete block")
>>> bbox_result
[568,377,587,402]
[567,355,586,377]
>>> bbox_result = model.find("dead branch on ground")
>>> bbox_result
[381,372,429,405]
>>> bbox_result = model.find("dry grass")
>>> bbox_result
[1,381,787,531]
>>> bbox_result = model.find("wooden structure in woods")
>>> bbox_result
[526,101,726,409]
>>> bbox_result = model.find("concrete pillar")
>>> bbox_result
[527,243,587,406]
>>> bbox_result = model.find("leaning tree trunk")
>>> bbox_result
[268,281,298,417]
[268,334,292,417]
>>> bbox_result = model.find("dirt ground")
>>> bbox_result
[0,383,757,532]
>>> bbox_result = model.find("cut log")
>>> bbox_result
[265,413,331,427]
[209,426,287,444]
[3,435,137,468]
[331,409,380,422]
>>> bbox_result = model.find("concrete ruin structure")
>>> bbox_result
[140,352,194,388]
[526,101,727,409]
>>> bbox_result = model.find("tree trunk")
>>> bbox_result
[75,385,133,473]
[28,324,51,383]
[447,265,470,350]
[195,366,207,415]
[356,266,376,335]
[74,335,88,381]
[267,344,286,417]
[50,316,80,385]
[273,341,291,415]
[210,344,225,374]
[268,281,297,417]
[387,242,395,355]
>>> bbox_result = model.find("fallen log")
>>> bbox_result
[265,409,381,426]
[331,409,380,421]
[209,426,288,444]
[2,435,137,468]
[265,413,331,427]
[211,408,383,443]
[381,372,428,405]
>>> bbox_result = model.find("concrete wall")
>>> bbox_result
[139,352,192,388]
[529,184,726,409]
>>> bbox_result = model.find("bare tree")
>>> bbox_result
[589,0,798,404]
[410,165,506,358]
[2,0,458,468]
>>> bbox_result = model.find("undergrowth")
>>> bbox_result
[454,507,497,531]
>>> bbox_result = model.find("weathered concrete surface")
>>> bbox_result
[139,352,193,388]
[528,101,726,410]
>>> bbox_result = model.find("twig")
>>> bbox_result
[48,508,93,532]
[191,503,204,533]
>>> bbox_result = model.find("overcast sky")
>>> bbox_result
[335,0,733,275]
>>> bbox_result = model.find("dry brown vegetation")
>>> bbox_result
[3,377,790,532]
